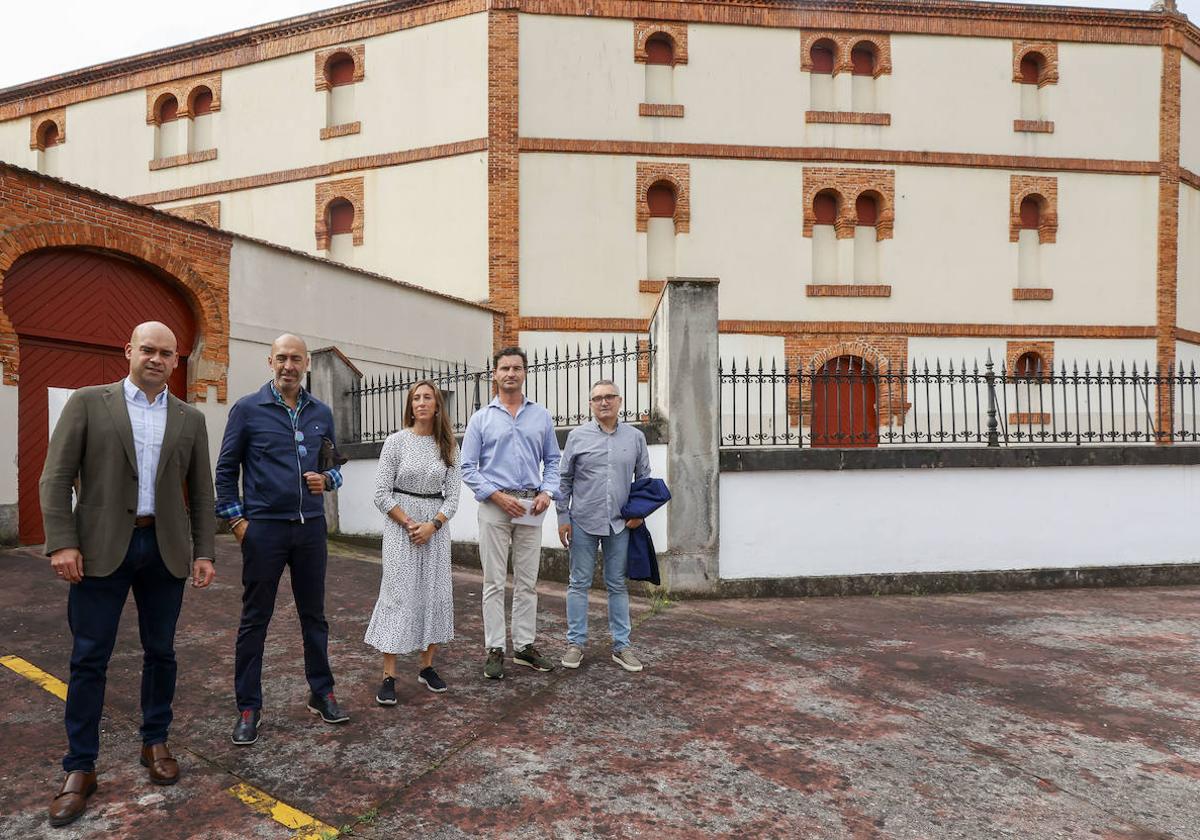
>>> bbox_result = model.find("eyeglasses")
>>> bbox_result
[590,394,621,403]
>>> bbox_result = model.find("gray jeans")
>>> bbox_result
[477,500,542,650]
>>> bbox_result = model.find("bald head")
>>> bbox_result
[268,333,309,400]
[125,321,179,397]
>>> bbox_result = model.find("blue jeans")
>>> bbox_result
[64,525,185,772]
[566,524,631,652]
[235,518,333,711]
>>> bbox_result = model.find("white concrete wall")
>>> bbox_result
[518,17,1161,160]
[720,463,1200,579]
[1179,184,1200,334]
[520,153,1159,325]
[338,443,669,551]
[1180,56,1200,175]
[0,381,16,505]
[158,151,489,301]
[0,14,488,200]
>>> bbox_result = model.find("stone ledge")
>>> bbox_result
[720,444,1200,472]
[806,111,891,126]
[638,103,684,118]
[320,121,361,140]
[1013,287,1054,300]
[806,284,891,297]
[149,148,217,171]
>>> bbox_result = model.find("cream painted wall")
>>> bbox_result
[158,152,489,301]
[1180,57,1200,174]
[518,16,1161,160]
[0,14,487,200]
[0,382,17,505]
[1179,184,1200,334]
[522,153,1159,326]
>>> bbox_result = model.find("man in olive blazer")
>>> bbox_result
[39,321,215,828]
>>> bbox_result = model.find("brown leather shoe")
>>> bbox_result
[48,770,97,827]
[139,742,180,786]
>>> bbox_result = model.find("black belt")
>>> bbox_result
[500,489,538,499]
[393,488,444,499]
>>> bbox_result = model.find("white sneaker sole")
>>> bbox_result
[418,676,448,693]
[375,695,398,706]
[513,657,553,672]
[560,658,582,669]
[612,654,643,673]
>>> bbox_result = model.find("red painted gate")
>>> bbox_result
[810,355,879,448]
[3,249,195,544]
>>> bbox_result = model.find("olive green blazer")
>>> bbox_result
[39,380,216,579]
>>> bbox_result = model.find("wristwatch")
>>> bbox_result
[431,519,443,530]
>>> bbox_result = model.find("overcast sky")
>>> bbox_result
[0,0,1196,90]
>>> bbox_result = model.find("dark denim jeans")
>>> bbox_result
[234,518,333,711]
[63,525,185,773]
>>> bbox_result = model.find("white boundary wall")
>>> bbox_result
[337,443,669,551]
[719,464,1200,579]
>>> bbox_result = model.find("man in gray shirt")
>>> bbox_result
[556,380,651,672]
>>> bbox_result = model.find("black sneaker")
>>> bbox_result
[376,676,397,706]
[418,667,447,693]
[513,644,556,672]
[484,647,504,680]
[307,691,350,724]
[231,709,262,745]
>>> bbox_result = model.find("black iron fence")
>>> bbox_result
[720,355,1200,447]
[348,338,654,443]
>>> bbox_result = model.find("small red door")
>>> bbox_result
[3,249,195,544]
[810,356,879,448]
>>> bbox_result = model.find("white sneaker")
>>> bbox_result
[612,648,643,672]
[561,645,584,669]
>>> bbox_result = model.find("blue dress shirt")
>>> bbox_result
[123,377,168,517]
[460,396,561,502]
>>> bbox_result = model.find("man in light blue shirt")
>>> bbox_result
[461,346,560,679]
[556,380,650,672]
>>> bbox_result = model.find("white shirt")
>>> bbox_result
[123,377,168,516]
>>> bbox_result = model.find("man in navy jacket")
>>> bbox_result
[215,334,347,745]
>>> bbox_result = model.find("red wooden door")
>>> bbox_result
[810,356,879,448]
[3,249,195,544]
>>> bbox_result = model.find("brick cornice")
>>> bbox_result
[149,149,218,171]
[1177,327,1200,346]
[127,138,486,205]
[519,316,1157,340]
[1181,167,1200,192]
[519,138,1159,177]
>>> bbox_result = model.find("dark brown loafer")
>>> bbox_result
[48,770,97,827]
[139,742,180,786]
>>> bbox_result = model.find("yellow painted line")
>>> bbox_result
[227,782,339,839]
[0,654,67,700]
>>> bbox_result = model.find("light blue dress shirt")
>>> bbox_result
[556,420,650,535]
[460,396,561,502]
[123,377,168,517]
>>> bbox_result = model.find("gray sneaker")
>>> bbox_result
[561,645,584,669]
[612,648,644,672]
[513,644,555,672]
[484,647,505,680]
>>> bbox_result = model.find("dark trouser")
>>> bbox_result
[63,525,185,773]
[234,518,333,711]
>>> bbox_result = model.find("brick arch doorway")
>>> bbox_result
[2,248,196,544]
[810,355,879,448]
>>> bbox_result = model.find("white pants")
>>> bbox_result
[477,500,543,650]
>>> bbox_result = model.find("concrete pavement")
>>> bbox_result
[0,538,1196,839]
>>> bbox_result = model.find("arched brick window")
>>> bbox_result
[37,121,60,149]
[325,52,357,87]
[855,193,879,226]
[851,43,877,76]
[645,34,674,66]
[1014,351,1045,379]
[1019,195,1042,229]
[810,40,836,74]
[327,198,355,235]
[1020,53,1045,86]
[156,94,179,124]
[190,86,214,116]
[1017,194,1045,288]
[850,41,879,112]
[853,192,882,283]
[645,180,677,282]
[812,190,840,284]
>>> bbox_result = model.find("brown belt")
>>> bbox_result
[134,515,156,528]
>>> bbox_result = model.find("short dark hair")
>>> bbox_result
[493,346,528,368]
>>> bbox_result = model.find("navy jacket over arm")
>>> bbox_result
[620,477,671,585]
